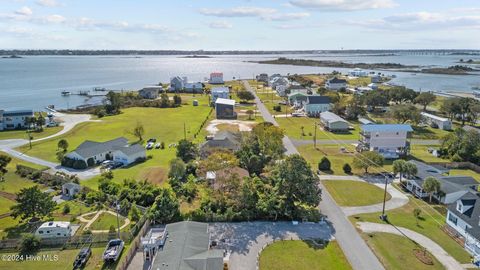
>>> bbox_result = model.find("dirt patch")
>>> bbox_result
[0,191,16,201]
[413,248,434,265]
[141,167,167,185]
[206,119,256,135]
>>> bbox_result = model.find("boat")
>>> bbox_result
[103,239,124,262]
[61,91,71,96]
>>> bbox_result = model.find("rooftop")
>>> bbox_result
[211,86,229,93]
[215,98,235,106]
[421,112,449,122]
[320,111,348,123]
[70,137,129,159]
[327,77,347,84]
[307,95,330,104]
[1,109,34,117]
[39,221,71,229]
[361,124,413,132]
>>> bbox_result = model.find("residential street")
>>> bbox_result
[243,80,385,270]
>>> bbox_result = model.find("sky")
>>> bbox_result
[0,0,479,50]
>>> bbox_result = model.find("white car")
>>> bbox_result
[145,142,154,150]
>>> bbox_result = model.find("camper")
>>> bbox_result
[35,221,72,238]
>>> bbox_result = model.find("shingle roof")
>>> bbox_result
[151,221,223,270]
[71,137,128,159]
[361,124,413,132]
[211,87,229,93]
[2,110,34,117]
[307,95,330,104]
[327,77,347,84]
[114,143,145,156]
[200,131,241,154]
[448,192,480,239]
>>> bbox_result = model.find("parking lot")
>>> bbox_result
[209,221,333,270]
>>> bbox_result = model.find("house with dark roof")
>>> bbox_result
[446,192,480,260]
[66,137,146,167]
[304,96,331,117]
[151,221,224,270]
[199,131,241,157]
[0,109,34,131]
[325,77,347,90]
[405,160,479,204]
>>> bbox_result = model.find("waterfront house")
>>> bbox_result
[325,77,347,91]
[370,74,382,83]
[211,86,230,104]
[170,76,186,91]
[0,109,34,131]
[209,72,224,84]
[62,182,82,199]
[304,96,331,117]
[446,193,480,261]
[256,73,269,83]
[358,124,413,159]
[349,68,369,77]
[150,221,223,270]
[66,137,146,167]
[270,77,289,90]
[139,86,162,99]
[199,131,241,158]
[184,82,204,93]
[405,160,478,204]
[288,92,309,107]
[421,112,452,130]
[320,112,350,132]
[215,98,236,119]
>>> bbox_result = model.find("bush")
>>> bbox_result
[87,158,95,167]
[109,225,116,234]
[73,160,87,170]
[318,157,331,171]
[62,203,71,214]
[273,105,281,112]
[343,163,352,174]
[160,141,165,149]
[19,234,41,255]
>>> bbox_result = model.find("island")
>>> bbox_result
[419,65,475,75]
[179,55,212,58]
[252,57,418,69]
[1,55,22,59]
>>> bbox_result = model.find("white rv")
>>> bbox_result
[35,221,72,238]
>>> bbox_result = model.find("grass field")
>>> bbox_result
[259,240,352,270]
[323,180,391,206]
[276,117,360,140]
[350,196,471,263]
[0,126,62,141]
[0,245,127,270]
[0,156,47,194]
[89,212,126,231]
[17,98,213,188]
[362,232,445,270]
[0,197,15,214]
[52,201,94,222]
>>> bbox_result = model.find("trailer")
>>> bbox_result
[103,239,124,262]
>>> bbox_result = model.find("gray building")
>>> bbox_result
[0,109,34,131]
[199,131,241,157]
[320,111,349,132]
[215,98,236,119]
[139,86,162,99]
[151,221,224,270]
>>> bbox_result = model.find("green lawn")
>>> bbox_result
[0,126,62,141]
[411,126,451,140]
[350,196,471,263]
[17,99,212,188]
[0,246,125,270]
[0,156,47,194]
[52,201,94,222]
[259,240,352,270]
[347,77,372,87]
[89,212,126,231]
[409,145,446,163]
[0,197,15,214]
[276,117,360,140]
[323,180,391,207]
[362,232,445,270]
[450,169,480,182]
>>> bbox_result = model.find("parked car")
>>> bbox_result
[147,138,157,143]
[103,239,124,262]
[154,143,161,149]
[73,247,91,269]
[146,142,154,150]
[46,122,59,127]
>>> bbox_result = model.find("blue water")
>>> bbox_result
[0,53,479,110]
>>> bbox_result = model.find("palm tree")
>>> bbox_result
[422,176,441,203]
[392,160,406,183]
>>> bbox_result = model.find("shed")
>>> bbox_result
[421,112,452,130]
[320,112,349,132]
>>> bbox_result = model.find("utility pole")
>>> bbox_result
[115,200,121,239]
[26,130,32,149]
[380,175,388,221]
[313,121,317,148]
[183,123,186,140]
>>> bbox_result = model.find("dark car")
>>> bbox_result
[73,247,91,269]
[147,138,157,143]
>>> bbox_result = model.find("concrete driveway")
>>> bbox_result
[209,221,333,270]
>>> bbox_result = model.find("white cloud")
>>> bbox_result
[209,20,233,29]
[289,0,397,11]
[36,0,60,7]
[199,7,276,17]
[72,17,170,34]
[43,14,65,23]
[15,6,33,16]
[264,12,310,21]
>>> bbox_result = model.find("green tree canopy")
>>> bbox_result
[414,92,436,111]
[352,151,384,174]
[149,188,180,224]
[176,139,197,163]
[390,104,421,124]
[422,176,441,203]
[11,186,57,221]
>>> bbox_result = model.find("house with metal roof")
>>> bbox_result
[151,221,224,270]
[215,98,236,119]
[446,192,480,261]
[211,87,230,105]
[304,96,331,117]
[66,137,146,167]
[358,124,413,159]
[0,109,34,131]
[320,112,350,132]
[358,118,374,125]
[421,112,452,130]
[405,160,478,204]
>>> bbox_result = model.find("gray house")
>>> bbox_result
[199,131,241,157]
[170,76,186,91]
[139,86,162,99]
[320,111,349,132]
[151,221,223,270]
[215,98,236,119]
[62,182,81,198]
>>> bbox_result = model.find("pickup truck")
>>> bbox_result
[103,239,124,262]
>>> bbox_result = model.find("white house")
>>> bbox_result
[169,76,186,91]
[209,72,224,84]
[211,86,230,104]
[139,86,162,99]
[320,112,350,132]
[325,77,347,90]
[358,124,413,159]
[62,182,81,198]
[184,82,204,93]
[270,77,289,89]
[66,137,146,167]
[446,193,480,262]
[349,68,368,77]
[304,96,331,117]
[370,74,382,83]
[35,221,72,238]
[421,112,452,130]
[0,109,34,131]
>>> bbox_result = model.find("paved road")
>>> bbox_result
[358,222,464,270]
[292,138,441,146]
[209,222,332,270]
[244,80,385,270]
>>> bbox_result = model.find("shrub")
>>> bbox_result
[318,157,331,171]
[109,225,116,234]
[62,203,71,214]
[273,105,281,112]
[19,234,40,255]
[87,158,95,167]
[343,163,352,174]
[73,160,87,170]
[160,142,165,149]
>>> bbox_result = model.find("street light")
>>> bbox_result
[380,175,388,221]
